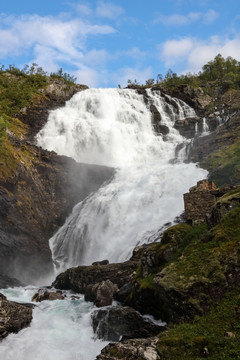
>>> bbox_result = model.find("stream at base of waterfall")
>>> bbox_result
[0,88,207,359]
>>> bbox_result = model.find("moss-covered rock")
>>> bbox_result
[126,188,240,323]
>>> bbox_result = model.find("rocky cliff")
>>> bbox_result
[0,76,113,284]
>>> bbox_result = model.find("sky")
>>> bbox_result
[0,0,240,87]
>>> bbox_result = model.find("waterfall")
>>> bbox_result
[201,117,210,136]
[37,88,207,271]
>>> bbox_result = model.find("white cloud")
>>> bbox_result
[154,9,218,26]
[74,66,100,87]
[96,1,124,19]
[82,49,110,66]
[113,66,153,87]
[159,36,240,73]
[0,14,116,60]
[161,38,194,63]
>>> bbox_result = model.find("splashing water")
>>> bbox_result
[0,287,108,360]
[36,88,207,271]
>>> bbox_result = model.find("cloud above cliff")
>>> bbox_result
[159,36,240,73]
[0,0,239,87]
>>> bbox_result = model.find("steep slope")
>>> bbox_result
[0,71,113,284]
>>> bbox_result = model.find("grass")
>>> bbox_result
[157,287,240,360]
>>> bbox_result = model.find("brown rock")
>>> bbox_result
[32,290,64,302]
[0,293,33,340]
[85,280,118,307]
[96,336,160,360]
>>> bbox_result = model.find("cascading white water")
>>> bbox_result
[0,88,208,360]
[36,88,207,271]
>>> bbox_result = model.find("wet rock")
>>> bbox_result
[0,293,33,340]
[85,280,118,307]
[92,260,109,266]
[92,306,165,341]
[96,336,160,360]
[52,260,138,299]
[174,117,200,138]
[32,290,64,302]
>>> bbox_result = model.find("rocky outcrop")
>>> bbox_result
[0,80,113,284]
[32,290,64,302]
[0,293,33,340]
[18,78,88,141]
[52,260,138,305]
[0,145,113,284]
[188,111,240,186]
[92,306,165,341]
[184,180,218,224]
[96,336,160,360]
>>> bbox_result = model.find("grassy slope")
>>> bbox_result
[133,189,240,359]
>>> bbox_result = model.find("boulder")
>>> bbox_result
[85,280,118,307]
[32,290,64,302]
[92,306,165,342]
[0,293,33,340]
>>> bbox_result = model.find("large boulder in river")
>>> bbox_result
[32,290,64,302]
[92,306,165,341]
[0,293,33,340]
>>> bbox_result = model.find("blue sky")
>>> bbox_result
[0,0,240,87]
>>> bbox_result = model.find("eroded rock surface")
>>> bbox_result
[0,293,33,340]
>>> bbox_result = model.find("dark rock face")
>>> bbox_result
[174,117,200,138]
[96,336,160,360]
[0,293,33,340]
[52,260,138,301]
[0,275,24,289]
[32,290,64,302]
[0,147,113,284]
[92,306,165,342]
[0,82,114,284]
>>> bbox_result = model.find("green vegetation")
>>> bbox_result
[132,189,240,357]
[157,287,240,359]
[202,133,240,186]
[0,63,79,180]
[128,54,240,93]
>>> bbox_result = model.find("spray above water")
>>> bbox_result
[37,88,207,271]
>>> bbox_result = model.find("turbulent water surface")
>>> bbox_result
[0,88,207,359]
[0,287,108,360]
